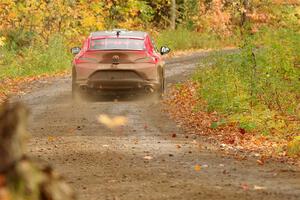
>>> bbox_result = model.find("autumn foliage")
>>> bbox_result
[164,81,299,162]
[0,1,299,157]
[1,0,299,46]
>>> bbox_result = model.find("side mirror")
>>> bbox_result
[160,46,171,55]
[71,47,81,55]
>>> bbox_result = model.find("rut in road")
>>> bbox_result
[15,51,300,200]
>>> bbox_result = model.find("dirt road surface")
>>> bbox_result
[14,51,300,200]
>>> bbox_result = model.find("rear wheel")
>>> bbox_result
[159,79,165,98]
[156,71,165,99]
[72,68,83,100]
[72,82,80,99]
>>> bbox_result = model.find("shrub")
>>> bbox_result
[193,28,300,137]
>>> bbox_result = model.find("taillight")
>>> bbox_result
[135,57,159,64]
[151,57,159,64]
[75,56,98,64]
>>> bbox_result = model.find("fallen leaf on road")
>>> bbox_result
[176,144,181,149]
[191,140,198,145]
[144,156,153,160]
[194,164,201,171]
[241,183,249,191]
[222,170,229,174]
[133,139,139,144]
[98,114,127,129]
[47,136,55,142]
[68,128,75,133]
[171,133,177,138]
[254,185,266,190]
[256,159,264,165]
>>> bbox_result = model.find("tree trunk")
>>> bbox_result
[240,0,250,27]
[170,0,176,30]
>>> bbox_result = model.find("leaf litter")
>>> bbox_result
[163,81,300,164]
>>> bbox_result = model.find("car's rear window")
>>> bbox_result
[90,38,145,50]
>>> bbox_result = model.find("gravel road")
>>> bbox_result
[14,51,300,200]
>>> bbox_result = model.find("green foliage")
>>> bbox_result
[193,28,300,136]
[156,28,239,50]
[176,0,200,30]
[210,119,227,129]
[0,35,71,79]
[239,121,257,132]
[174,83,183,90]
[3,29,36,50]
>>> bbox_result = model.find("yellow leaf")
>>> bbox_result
[194,164,201,172]
[82,16,96,27]
[0,37,5,47]
[98,114,127,129]
[47,136,55,142]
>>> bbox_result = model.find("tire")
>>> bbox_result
[156,73,165,100]
[160,69,166,97]
[160,77,166,98]
[72,82,80,99]
[72,68,82,100]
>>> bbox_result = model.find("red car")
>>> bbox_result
[71,30,170,99]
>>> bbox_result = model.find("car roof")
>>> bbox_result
[90,30,147,39]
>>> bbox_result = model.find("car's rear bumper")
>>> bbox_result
[75,69,161,93]
[76,79,160,94]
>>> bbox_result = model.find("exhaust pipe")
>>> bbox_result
[144,85,155,93]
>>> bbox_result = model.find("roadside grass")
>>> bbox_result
[0,35,71,80]
[166,28,300,158]
[194,28,300,135]
[156,28,240,50]
[0,35,71,98]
